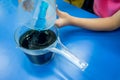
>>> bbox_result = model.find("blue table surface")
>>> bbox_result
[0,0,120,80]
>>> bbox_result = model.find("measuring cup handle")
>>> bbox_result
[48,41,88,71]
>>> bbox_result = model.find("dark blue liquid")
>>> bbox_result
[19,29,57,64]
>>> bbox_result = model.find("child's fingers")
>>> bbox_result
[55,19,60,27]
[56,9,63,16]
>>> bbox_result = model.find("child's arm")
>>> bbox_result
[55,10,120,31]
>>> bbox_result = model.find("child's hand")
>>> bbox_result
[55,9,72,27]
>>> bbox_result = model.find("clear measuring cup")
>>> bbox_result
[17,0,56,30]
[14,25,88,71]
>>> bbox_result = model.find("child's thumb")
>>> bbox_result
[56,9,62,16]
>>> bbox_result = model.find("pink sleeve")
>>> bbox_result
[93,0,120,17]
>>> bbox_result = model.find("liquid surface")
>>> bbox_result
[19,29,57,50]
